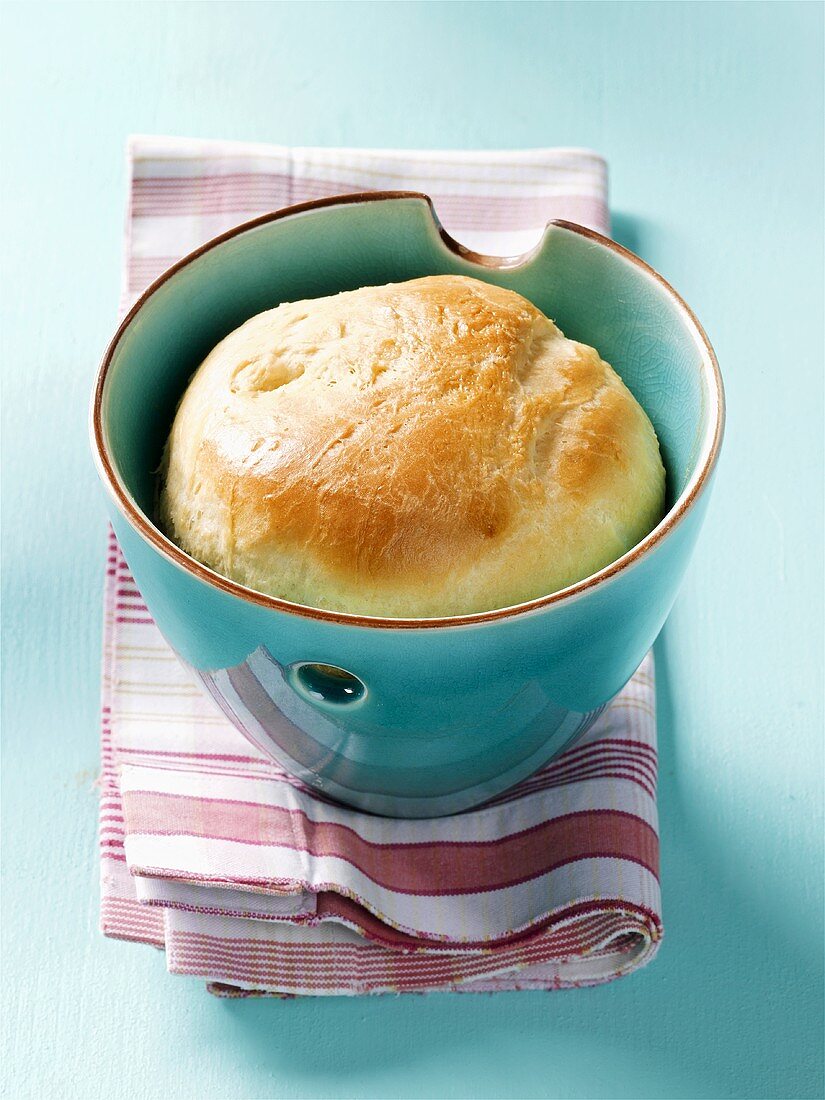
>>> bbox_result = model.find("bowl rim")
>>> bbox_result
[91,190,725,630]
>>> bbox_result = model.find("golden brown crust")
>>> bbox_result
[159,276,665,616]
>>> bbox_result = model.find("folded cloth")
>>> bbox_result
[99,136,662,996]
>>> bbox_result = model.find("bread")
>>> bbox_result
[159,275,665,617]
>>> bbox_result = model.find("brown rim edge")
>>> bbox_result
[91,191,725,630]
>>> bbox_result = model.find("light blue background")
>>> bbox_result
[2,3,822,1097]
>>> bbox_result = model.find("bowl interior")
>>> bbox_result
[100,196,718,553]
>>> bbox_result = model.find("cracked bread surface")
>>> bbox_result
[159,275,665,617]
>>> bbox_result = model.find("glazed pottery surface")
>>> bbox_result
[93,194,723,816]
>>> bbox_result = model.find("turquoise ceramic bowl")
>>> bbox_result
[91,193,724,817]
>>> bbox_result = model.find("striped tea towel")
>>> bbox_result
[100,136,662,995]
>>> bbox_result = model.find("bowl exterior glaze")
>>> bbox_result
[94,194,723,817]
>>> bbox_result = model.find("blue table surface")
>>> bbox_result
[2,3,823,1098]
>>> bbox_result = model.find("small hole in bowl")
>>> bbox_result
[290,663,366,705]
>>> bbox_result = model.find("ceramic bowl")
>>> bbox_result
[91,193,724,816]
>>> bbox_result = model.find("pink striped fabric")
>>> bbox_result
[100,136,662,996]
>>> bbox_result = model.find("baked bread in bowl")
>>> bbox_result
[159,274,665,617]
